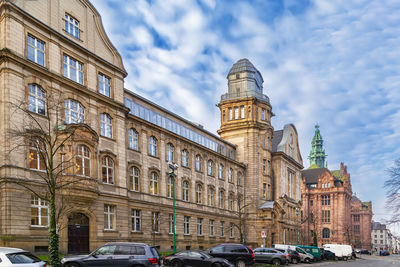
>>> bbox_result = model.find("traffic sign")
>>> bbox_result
[261,231,266,238]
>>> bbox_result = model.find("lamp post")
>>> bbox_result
[169,162,178,253]
[296,208,300,245]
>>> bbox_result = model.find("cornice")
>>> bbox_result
[271,151,304,170]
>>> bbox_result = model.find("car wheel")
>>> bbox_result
[172,260,183,267]
[213,263,222,267]
[304,258,310,263]
[292,258,298,264]
[272,258,281,266]
[344,257,348,261]
[66,263,80,267]
[236,260,246,267]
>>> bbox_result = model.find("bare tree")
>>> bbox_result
[384,159,400,224]
[0,91,97,267]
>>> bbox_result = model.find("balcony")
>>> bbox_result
[220,91,270,103]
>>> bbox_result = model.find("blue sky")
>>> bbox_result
[93,0,400,233]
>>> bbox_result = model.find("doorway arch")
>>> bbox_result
[68,212,89,254]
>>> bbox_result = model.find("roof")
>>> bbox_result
[228,58,257,75]
[271,130,283,152]
[331,170,347,182]
[302,168,330,184]
[258,201,274,210]
[372,222,386,230]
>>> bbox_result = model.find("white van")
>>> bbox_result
[273,244,314,263]
[323,244,352,260]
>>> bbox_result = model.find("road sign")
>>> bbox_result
[261,231,266,238]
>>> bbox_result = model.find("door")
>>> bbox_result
[68,212,90,254]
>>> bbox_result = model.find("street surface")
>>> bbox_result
[294,254,400,267]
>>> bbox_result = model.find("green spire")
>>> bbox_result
[308,124,327,168]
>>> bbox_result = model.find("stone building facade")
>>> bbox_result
[301,126,372,249]
[0,0,303,254]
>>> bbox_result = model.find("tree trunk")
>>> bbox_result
[49,194,61,267]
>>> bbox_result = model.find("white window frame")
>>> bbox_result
[184,216,190,235]
[65,13,80,39]
[149,136,157,156]
[27,34,45,66]
[229,223,234,238]
[102,156,114,184]
[218,190,224,209]
[149,172,158,195]
[130,166,140,191]
[228,194,233,211]
[181,149,188,167]
[207,160,213,176]
[234,107,239,119]
[76,145,90,177]
[98,73,111,97]
[209,220,214,236]
[182,181,189,201]
[228,168,233,182]
[100,113,112,138]
[196,184,202,204]
[218,164,224,179]
[197,218,203,236]
[63,54,83,84]
[208,187,214,206]
[240,106,245,118]
[169,214,174,234]
[131,209,141,232]
[167,176,173,198]
[220,221,224,237]
[167,143,174,162]
[31,196,49,227]
[128,129,138,150]
[104,204,115,230]
[64,99,85,124]
[152,212,160,233]
[228,108,232,120]
[195,155,201,171]
[28,84,46,115]
[29,139,46,171]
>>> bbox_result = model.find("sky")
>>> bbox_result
[93,0,400,234]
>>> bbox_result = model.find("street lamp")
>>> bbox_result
[296,208,300,245]
[169,162,178,253]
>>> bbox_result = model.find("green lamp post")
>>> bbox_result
[169,162,178,253]
[296,208,300,245]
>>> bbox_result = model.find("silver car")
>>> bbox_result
[254,248,287,266]
[0,247,46,267]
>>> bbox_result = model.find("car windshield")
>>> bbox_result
[199,252,211,259]
[7,252,40,264]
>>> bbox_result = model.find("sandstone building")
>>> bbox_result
[0,0,303,254]
[301,126,372,249]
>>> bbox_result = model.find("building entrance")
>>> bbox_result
[68,212,89,254]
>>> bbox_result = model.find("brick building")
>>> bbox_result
[0,0,303,254]
[301,125,372,249]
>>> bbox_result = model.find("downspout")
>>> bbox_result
[243,163,248,245]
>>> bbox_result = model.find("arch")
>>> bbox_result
[322,228,330,238]
[100,112,113,138]
[181,149,189,167]
[195,154,202,171]
[195,183,203,204]
[67,212,90,254]
[101,155,114,184]
[207,160,214,176]
[166,143,174,162]
[129,165,141,192]
[128,128,139,150]
[149,136,158,157]
[182,180,189,202]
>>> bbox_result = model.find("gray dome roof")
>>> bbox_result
[227,58,264,82]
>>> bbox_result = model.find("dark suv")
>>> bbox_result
[207,243,254,267]
[61,242,161,267]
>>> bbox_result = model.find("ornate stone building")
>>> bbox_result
[301,126,372,249]
[0,0,303,254]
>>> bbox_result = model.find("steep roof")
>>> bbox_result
[302,168,330,184]
[372,222,386,230]
[271,130,283,152]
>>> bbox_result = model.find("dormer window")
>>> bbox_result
[65,14,80,39]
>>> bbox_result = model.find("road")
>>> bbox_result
[294,254,400,267]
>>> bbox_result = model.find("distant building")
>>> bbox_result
[371,222,390,252]
[301,126,372,249]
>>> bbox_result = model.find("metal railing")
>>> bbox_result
[220,91,270,103]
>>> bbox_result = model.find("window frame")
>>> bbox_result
[208,187,215,206]
[31,195,49,227]
[28,84,46,115]
[209,220,214,236]
[104,204,116,230]
[197,218,203,236]
[218,164,224,179]
[76,145,90,177]
[184,216,190,235]
[64,99,85,124]
[218,190,225,209]
[101,156,114,185]
[100,113,113,138]
[195,155,202,172]
[149,172,159,195]
[196,184,202,204]
[207,160,214,176]
[63,54,83,84]
[29,138,46,171]
[131,209,141,232]
[65,13,80,39]
[130,166,140,192]
[98,72,111,97]
[166,143,174,162]
[182,180,189,202]
[128,129,139,150]
[27,34,45,66]
[149,136,157,157]
[181,149,189,167]
[152,212,160,233]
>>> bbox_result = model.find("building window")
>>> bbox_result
[268,184,271,200]
[152,212,160,233]
[353,215,360,222]
[100,113,112,138]
[321,210,330,223]
[288,171,294,198]
[218,190,225,209]
[207,160,213,176]
[104,204,115,230]
[169,214,174,234]
[197,218,203,236]
[220,221,224,237]
[181,149,188,167]
[261,109,265,120]
[218,164,224,179]
[167,176,173,198]
[228,193,233,211]
[63,54,83,84]
[98,73,111,97]
[209,220,214,236]
[240,106,245,118]
[129,166,140,191]
[31,196,48,226]
[322,228,330,238]
[27,34,45,66]
[64,99,84,124]
[182,181,189,201]
[128,129,138,150]
[234,107,239,119]
[149,172,158,195]
[228,108,232,120]
[196,184,202,204]
[76,145,90,177]
[184,216,190,235]
[149,136,157,157]
[262,183,267,199]
[310,199,314,206]
[263,159,266,173]
[237,172,242,186]
[65,13,80,39]
[229,223,234,238]
[101,156,114,184]
[131,209,141,232]
[208,187,214,206]
[166,143,174,162]
[28,84,46,116]
[321,195,331,205]
[354,225,360,235]
[228,168,233,182]
[195,155,202,171]
[29,139,46,170]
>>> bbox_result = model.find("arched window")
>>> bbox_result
[322,228,330,239]
[182,181,189,201]
[218,164,224,179]
[130,166,140,191]
[128,129,138,150]
[166,143,174,162]
[100,113,112,138]
[64,99,84,124]
[29,138,46,170]
[196,184,202,204]
[218,190,225,209]
[76,145,90,177]
[228,193,233,211]
[149,136,157,156]
[149,172,158,195]
[101,156,114,184]
[208,187,214,206]
[181,149,188,167]
[28,84,46,115]
[167,176,173,198]
[228,168,233,182]
[207,160,213,176]
[195,155,202,171]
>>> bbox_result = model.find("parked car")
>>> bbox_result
[360,250,371,255]
[379,250,390,256]
[322,244,352,260]
[319,248,336,260]
[297,246,321,261]
[61,242,161,267]
[0,247,46,267]
[273,245,313,263]
[274,248,300,264]
[253,248,287,266]
[207,243,254,267]
[163,250,234,267]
